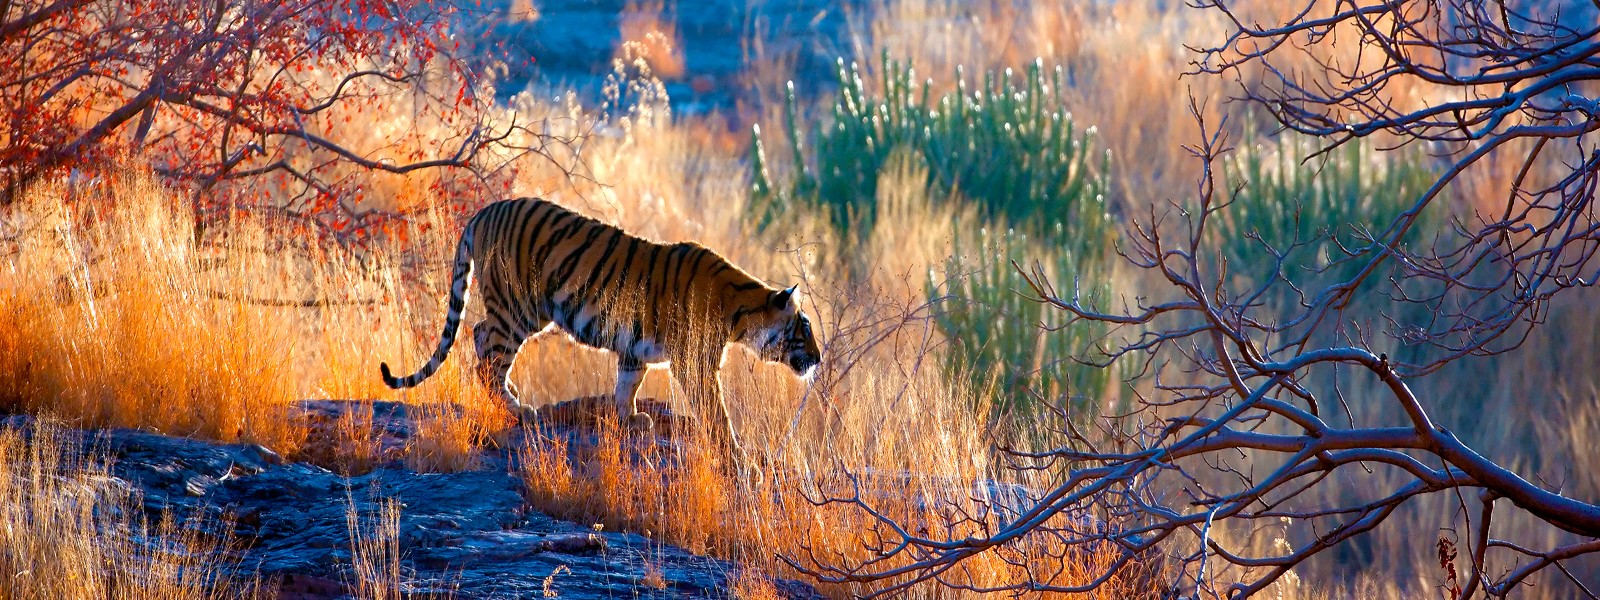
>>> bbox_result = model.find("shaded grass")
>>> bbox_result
[1215,128,1439,304]
[0,420,266,600]
[934,225,1116,420]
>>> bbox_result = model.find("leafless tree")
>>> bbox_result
[783,0,1600,597]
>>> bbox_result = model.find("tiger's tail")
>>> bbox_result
[380,219,477,389]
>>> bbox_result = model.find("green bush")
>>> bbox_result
[931,226,1114,420]
[749,52,1121,420]
[751,52,1111,243]
[1217,132,1438,309]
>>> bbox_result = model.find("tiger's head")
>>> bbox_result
[741,285,822,377]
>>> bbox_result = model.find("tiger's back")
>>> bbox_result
[380,198,821,454]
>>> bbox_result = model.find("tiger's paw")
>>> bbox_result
[625,412,655,433]
[510,403,540,425]
[727,447,766,486]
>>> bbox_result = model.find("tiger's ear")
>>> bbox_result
[770,285,797,309]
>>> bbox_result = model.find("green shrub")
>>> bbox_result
[751,52,1111,243]
[1217,131,1438,310]
[931,226,1114,421]
[749,52,1121,420]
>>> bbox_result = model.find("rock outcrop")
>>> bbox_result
[2,402,820,599]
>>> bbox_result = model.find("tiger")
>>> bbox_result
[379,197,822,458]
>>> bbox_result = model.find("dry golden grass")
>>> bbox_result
[299,402,383,475]
[729,568,786,600]
[347,496,406,600]
[0,174,304,452]
[519,423,729,555]
[618,1,686,80]
[0,169,517,473]
[0,420,265,600]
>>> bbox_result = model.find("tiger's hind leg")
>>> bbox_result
[472,314,543,422]
[614,356,653,432]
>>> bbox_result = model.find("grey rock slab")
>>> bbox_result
[0,409,823,599]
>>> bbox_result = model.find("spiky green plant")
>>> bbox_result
[751,52,1111,243]
[1216,131,1438,315]
[932,226,1114,421]
[751,52,1120,420]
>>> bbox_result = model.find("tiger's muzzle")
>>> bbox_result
[788,349,821,374]
[766,313,821,377]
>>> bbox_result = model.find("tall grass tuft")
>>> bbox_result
[346,496,405,600]
[752,52,1112,244]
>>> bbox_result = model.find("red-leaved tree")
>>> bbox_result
[1,0,572,242]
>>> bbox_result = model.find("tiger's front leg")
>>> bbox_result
[670,348,745,464]
[614,355,653,432]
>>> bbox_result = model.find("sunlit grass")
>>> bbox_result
[0,175,304,452]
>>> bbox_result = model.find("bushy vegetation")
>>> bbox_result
[1215,130,1439,312]
[751,53,1111,243]
[932,226,1114,420]
[751,52,1119,420]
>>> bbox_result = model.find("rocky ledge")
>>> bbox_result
[2,400,820,599]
